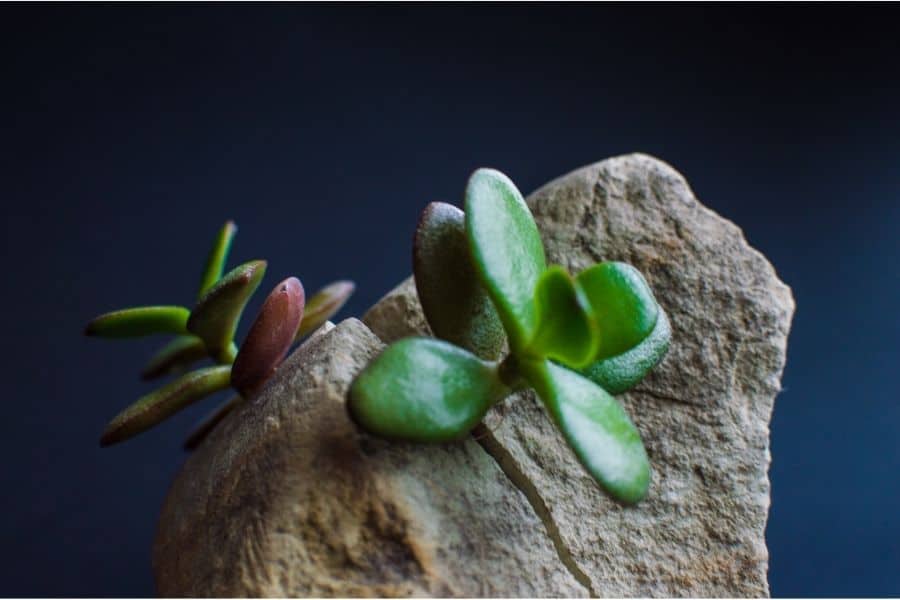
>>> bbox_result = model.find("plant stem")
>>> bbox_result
[497,353,527,392]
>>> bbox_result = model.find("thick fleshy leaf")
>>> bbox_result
[413,202,506,359]
[581,307,672,394]
[141,335,208,380]
[197,220,238,300]
[84,306,190,338]
[294,280,355,341]
[465,168,546,352]
[348,337,509,442]
[232,277,305,397]
[183,396,241,451]
[187,260,267,363]
[522,358,650,505]
[528,266,599,368]
[576,262,659,361]
[99,365,232,447]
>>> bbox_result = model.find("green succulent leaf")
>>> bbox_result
[576,262,659,361]
[522,358,651,505]
[465,168,546,353]
[529,266,599,368]
[99,365,232,447]
[183,396,241,451]
[348,337,509,442]
[413,202,506,360]
[198,220,238,300]
[141,335,208,380]
[84,306,190,338]
[581,307,672,394]
[295,280,355,341]
[187,260,267,363]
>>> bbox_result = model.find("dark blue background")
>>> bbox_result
[2,5,898,597]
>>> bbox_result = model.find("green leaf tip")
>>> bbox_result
[232,277,305,398]
[529,266,599,368]
[84,306,190,338]
[414,201,506,360]
[348,338,510,442]
[465,168,546,353]
[198,220,238,299]
[99,365,232,447]
[576,262,659,361]
[523,358,651,505]
[295,279,355,340]
[187,260,267,363]
[581,306,671,394]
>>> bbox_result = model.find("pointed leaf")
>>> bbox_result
[187,260,267,363]
[141,335,208,380]
[529,266,599,368]
[413,202,506,359]
[522,358,650,505]
[232,277,305,397]
[348,338,509,442]
[99,365,232,447]
[576,262,659,361]
[183,396,241,451]
[198,220,238,299]
[84,306,190,338]
[295,280,355,341]
[465,168,546,352]
[581,307,671,394]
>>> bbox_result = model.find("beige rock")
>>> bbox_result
[154,318,585,597]
[154,154,794,597]
[362,154,794,596]
[362,278,433,344]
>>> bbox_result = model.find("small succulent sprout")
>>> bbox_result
[84,306,191,338]
[100,365,232,447]
[413,202,506,360]
[85,219,355,448]
[575,262,659,361]
[187,260,267,363]
[465,168,547,353]
[232,277,305,397]
[521,358,650,505]
[350,168,670,505]
[141,335,207,380]
[529,266,599,368]
[295,280,355,341]
[197,220,238,299]
[350,338,511,442]
[581,308,671,395]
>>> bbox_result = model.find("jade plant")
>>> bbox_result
[85,221,354,448]
[348,169,671,505]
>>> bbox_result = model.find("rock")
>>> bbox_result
[154,154,794,597]
[357,154,794,595]
[363,278,432,344]
[153,318,585,597]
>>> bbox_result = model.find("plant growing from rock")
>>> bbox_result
[349,169,671,504]
[85,221,354,448]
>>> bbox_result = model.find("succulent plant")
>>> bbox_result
[348,169,671,505]
[85,221,355,448]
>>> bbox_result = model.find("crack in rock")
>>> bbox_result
[473,422,596,597]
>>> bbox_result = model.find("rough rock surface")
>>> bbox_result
[154,154,794,597]
[154,318,585,597]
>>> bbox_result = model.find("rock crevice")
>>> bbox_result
[473,423,597,596]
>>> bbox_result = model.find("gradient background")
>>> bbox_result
[2,4,898,597]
